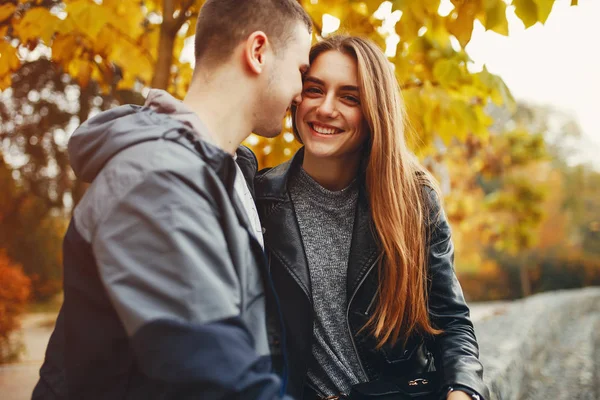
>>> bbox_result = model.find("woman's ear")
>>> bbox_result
[243,31,270,75]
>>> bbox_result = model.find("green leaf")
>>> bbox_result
[513,0,538,28]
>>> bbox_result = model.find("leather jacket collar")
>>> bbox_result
[255,148,382,300]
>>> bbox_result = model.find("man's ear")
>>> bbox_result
[244,31,270,75]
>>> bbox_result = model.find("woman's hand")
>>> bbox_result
[447,390,473,400]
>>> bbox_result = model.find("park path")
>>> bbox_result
[0,312,57,400]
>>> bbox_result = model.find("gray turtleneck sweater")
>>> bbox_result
[289,166,368,396]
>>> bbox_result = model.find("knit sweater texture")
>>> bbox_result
[289,166,368,396]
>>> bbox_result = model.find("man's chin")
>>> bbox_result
[254,124,284,139]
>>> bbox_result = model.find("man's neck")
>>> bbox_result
[183,71,253,155]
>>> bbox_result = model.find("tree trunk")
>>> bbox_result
[151,0,177,90]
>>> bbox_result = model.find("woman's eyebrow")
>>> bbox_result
[304,76,359,92]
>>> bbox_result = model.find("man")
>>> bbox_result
[32,0,312,398]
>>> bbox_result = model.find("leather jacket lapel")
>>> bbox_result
[256,150,312,302]
[263,195,312,302]
[347,186,381,300]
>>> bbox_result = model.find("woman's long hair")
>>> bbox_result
[296,35,443,348]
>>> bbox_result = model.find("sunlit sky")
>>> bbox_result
[466,0,600,168]
[181,0,599,167]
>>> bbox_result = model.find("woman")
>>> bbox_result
[255,35,488,400]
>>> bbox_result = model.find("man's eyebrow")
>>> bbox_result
[304,76,359,92]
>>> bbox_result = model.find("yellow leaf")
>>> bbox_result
[304,0,347,33]
[94,26,118,57]
[483,0,509,35]
[106,0,145,39]
[0,41,19,76]
[364,0,384,13]
[408,0,439,21]
[0,3,16,23]
[68,59,93,88]
[340,7,378,40]
[493,77,515,109]
[139,28,160,60]
[116,71,137,90]
[13,7,59,44]
[450,99,479,135]
[110,40,154,83]
[446,10,474,47]
[513,0,538,28]
[67,0,110,39]
[571,0,577,5]
[447,0,482,47]
[0,72,11,90]
[185,15,198,38]
[534,0,554,24]
[396,9,420,43]
[51,35,78,63]
[433,59,461,89]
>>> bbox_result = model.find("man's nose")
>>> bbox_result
[292,92,303,107]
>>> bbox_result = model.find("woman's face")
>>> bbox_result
[295,50,369,162]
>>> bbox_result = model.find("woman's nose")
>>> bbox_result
[316,95,337,118]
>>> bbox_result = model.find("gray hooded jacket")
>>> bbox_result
[32,96,287,400]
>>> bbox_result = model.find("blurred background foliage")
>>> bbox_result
[0,0,598,359]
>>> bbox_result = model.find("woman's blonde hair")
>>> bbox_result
[296,35,443,348]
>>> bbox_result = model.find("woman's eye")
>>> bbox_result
[303,87,322,94]
[344,96,360,104]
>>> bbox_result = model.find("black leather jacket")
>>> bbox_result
[255,150,489,400]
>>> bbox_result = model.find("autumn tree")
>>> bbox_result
[0,250,31,363]
[0,0,578,299]
[1,0,577,160]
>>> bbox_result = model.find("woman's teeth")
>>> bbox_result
[310,123,340,135]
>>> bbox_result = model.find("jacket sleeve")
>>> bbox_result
[424,187,490,400]
[92,169,289,400]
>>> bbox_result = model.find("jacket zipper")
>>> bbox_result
[346,253,382,378]
[364,289,378,316]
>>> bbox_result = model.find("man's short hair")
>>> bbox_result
[194,0,312,67]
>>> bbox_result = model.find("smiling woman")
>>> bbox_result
[294,50,368,190]
[255,35,489,400]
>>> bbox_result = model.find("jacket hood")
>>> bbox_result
[68,104,170,182]
[68,89,213,183]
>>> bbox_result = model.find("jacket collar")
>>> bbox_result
[256,147,382,302]
[255,147,304,201]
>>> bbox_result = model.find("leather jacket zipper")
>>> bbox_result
[364,289,378,316]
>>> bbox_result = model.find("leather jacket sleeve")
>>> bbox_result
[424,187,490,400]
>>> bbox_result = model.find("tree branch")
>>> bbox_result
[174,0,196,32]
